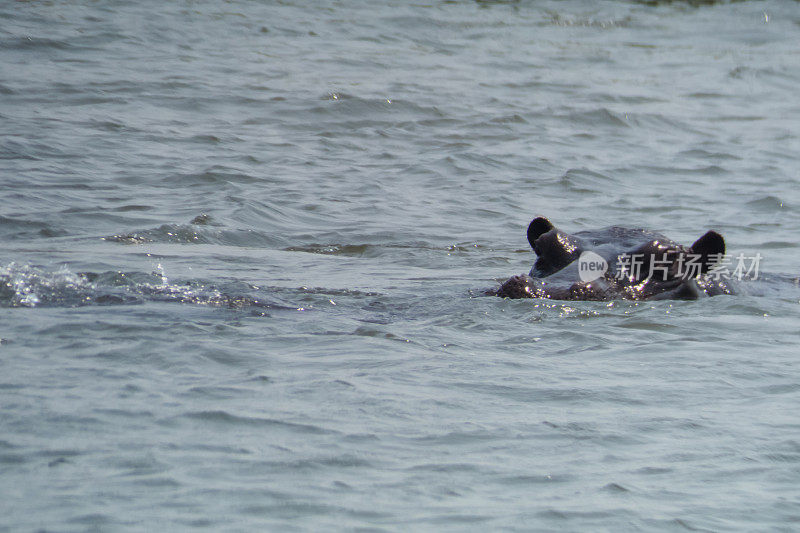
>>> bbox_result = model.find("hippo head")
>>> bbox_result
[496,217,731,300]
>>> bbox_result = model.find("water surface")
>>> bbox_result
[2,1,800,530]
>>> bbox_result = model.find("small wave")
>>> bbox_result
[87,119,139,133]
[637,0,732,5]
[561,108,629,129]
[285,241,484,258]
[676,149,741,162]
[284,243,381,258]
[179,410,334,435]
[103,217,283,247]
[729,65,800,83]
[745,196,787,212]
[0,140,40,161]
[276,92,447,133]
[542,12,633,29]
[0,36,71,51]
[104,223,207,245]
[0,215,68,239]
[0,138,83,161]
[160,169,259,186]
[559,168,620,194]
[633,163,729,177]
[625,113,704,136]
[602,482,632,493]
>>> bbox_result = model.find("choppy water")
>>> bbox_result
[2,0,800,530]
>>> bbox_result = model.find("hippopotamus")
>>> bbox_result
[492,217,736,300]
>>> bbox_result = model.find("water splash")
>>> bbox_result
[0,262,91,307]
[0,263,288,310]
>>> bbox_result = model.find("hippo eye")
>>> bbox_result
[557,233,578,255]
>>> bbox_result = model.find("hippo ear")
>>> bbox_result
[527,217,554,250]
[690,230,725,273]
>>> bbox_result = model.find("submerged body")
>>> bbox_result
[493,217,735,301]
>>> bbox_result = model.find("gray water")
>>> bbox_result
[2,0,800,530]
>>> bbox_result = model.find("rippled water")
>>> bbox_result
[2,0,800,530]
